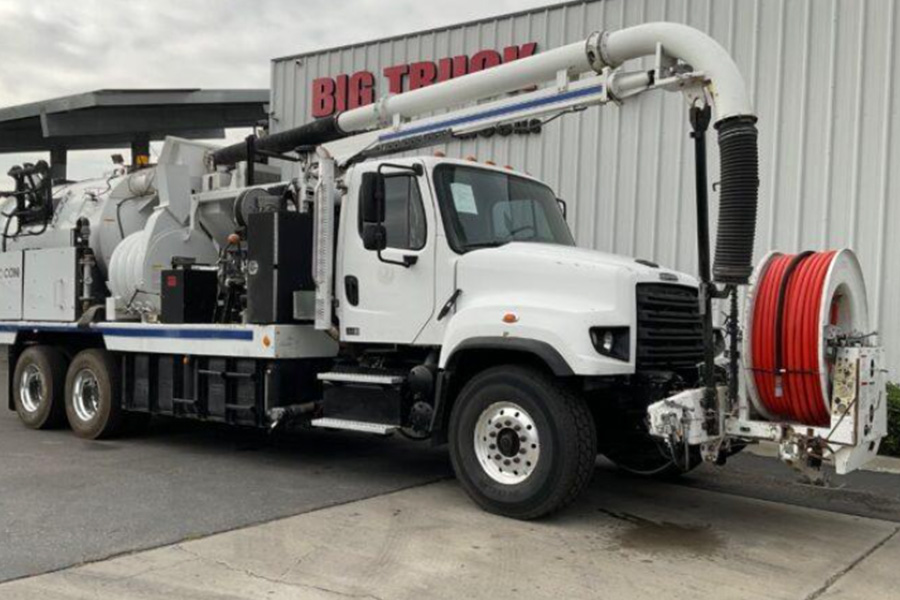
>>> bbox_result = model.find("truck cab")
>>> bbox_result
[338,156,701,376]
[321,156,707,516]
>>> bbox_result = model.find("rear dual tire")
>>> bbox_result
[12,346,68,429]
[64,349,125,440]
[449,365,596,520]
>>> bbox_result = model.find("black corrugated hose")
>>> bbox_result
[212,116,345,166]
[713,116,759,285]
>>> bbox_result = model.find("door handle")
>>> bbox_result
[344,276,359,306]
[377,250,418,268]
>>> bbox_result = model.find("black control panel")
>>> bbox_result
[246,211,314,324]
[160,268,218,324]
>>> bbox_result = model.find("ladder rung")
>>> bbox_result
[309,418,397,435]
[317,372,404,385]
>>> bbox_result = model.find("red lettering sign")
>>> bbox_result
[312,77,336,118]
[310,43,538,118]
[383,65,408,94]
[469,50,502,72]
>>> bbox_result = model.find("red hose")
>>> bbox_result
[751,251,837,426]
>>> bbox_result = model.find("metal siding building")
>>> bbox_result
[271,0,900,378]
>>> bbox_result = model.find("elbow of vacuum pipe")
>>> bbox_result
[596,22,754,124]
[595,22,758,284]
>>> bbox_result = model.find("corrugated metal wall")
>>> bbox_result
[271,0,900,379]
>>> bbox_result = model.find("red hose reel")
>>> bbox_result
[744,250,869,427]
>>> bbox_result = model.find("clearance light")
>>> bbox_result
[434,151,446,158]
[465,155,478,162]
[485,160,497,166]
[502,313,519,324]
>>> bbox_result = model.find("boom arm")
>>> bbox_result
[212,22,754,165]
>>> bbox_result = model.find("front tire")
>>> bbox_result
[65,349,124,440]
[12,345,68,429]
[448,365,596,519]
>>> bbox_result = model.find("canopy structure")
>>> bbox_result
[0,89,268,179]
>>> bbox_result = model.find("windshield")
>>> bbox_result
[433,164,575,252]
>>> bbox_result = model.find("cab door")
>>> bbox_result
[336,163,436,344]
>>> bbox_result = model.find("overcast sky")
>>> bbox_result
[0,0,565,186]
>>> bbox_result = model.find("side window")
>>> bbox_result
[381,175,426,250]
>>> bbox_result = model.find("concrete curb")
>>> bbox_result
[745,442,900,475]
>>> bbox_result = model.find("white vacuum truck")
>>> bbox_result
[0,23,887,519]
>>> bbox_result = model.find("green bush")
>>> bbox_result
[882,383,900,457]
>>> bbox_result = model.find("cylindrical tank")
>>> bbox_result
[0,160,283,317]
[0,168,160,276]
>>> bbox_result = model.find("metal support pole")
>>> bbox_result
[245,135,256,186]
[690,103,719,435]
[49,147,67,181]
[727,285,740,409]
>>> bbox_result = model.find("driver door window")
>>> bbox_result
[382,175,426,250]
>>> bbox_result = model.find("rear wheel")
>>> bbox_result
[65,349,124,440]
[449,365,596,519]
[12,346,68,429]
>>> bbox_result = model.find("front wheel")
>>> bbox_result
[448,365,596,520]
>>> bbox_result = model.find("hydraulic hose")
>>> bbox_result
[751,251,839,426]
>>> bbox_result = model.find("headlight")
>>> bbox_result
[590,327,630,361]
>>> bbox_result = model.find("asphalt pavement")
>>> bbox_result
[2,406,900,598]
[0,408,450,583]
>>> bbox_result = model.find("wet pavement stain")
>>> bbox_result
[598,508,725,557]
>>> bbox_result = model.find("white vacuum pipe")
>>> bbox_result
[336,22,754,134]
[337,42,593,133]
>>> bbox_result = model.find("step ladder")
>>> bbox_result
[317,371,405,385]
[308,417,398,435]
[312,367,407,435]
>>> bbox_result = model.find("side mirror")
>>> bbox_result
[362,223,387,251]
[557,198,568,219]
[360,172,386,225]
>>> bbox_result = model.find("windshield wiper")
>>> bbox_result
[464,241,510,250]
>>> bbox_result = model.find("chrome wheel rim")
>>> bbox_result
[72,368,101,422]
[19,364,44,413]
[474,401,541,485]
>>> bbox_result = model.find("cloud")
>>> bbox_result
[0,0,561,185]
